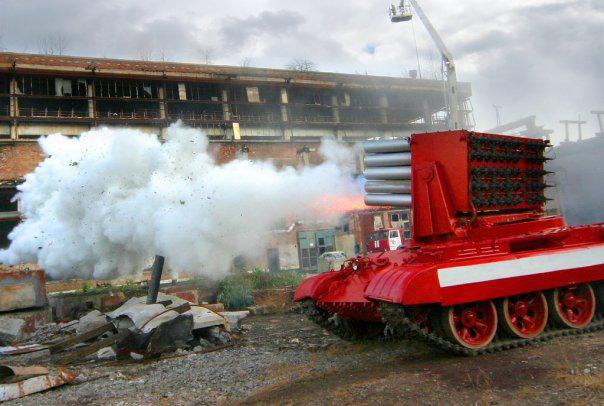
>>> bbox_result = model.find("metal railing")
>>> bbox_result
[232,113,279,123]
[99,110,160,119]
[291,115,335,124]
[168,112,223,122]
[0,105,9,116]
[18,107,89,118]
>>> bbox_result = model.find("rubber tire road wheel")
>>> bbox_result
[547,284,596,328]
[441,300,498,350]
[498,292,548,339]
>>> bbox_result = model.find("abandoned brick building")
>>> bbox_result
[0,52,472,272]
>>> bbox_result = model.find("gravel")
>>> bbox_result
[8,313,418,405]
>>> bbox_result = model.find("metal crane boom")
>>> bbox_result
[395,0,461,130]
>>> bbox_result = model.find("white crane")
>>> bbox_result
[390,0,462,130]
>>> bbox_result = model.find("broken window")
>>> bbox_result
[164,82,180,100]
[0,75,10,94]
[185,83,221,101]
[93,79,159,99]
[0,220,19,249]
[0,187,18,212]
[246,87,260,103]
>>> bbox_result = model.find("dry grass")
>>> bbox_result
[253,291,291,313]
[552,360,604,393]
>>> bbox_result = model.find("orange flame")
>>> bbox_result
[311,193,368,215]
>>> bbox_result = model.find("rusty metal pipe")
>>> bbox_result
[146,255,165,305]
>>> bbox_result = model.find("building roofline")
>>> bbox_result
[0,52,471,94]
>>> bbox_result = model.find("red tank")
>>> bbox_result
[295,130,604,354]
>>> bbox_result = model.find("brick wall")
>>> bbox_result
[0,142,45,181]
[1,141,323,182]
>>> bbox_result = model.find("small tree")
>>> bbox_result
[199,47,214,65]
[286,57,318,72]
[37,33,68,55]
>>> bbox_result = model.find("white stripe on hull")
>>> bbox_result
[438,244,604,288]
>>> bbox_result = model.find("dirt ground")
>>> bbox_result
[8,312,603,405]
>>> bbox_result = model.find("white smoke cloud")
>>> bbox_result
[0,123,361,280]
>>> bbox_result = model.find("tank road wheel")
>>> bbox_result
[498,292,548,339]
[548,284,596,328]
[441,300,497,350]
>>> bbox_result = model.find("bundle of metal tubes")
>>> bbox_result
[362,139,412,207]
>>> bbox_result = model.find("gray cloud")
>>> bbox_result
[0,0,601,141]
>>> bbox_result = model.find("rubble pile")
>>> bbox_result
[43,293,248,363]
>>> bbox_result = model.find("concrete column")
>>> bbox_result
[9,78,18,117]
[9,124,17,139]
[221,89,230,121]
[422,99,432,130]
[87,83,95,119]
[379,94,389,124]
[280,88,289,123]
[335,129,345,140]
[283,128,292,140]
[158,86,166,120]
[160,127,168,140]
[331,95,340,124]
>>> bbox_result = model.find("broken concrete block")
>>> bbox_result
[96,346,116,360]
[76,310,108,335]
[218,311,249,331]
[130,352,144,361]
[147,314,193,356]
[0,317,26,344]
[184,306,226,331]
[204,326,230,345]
[140,310,180,334]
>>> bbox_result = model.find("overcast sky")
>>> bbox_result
[0,0,602,143]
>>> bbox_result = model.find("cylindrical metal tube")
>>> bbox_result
[364,180,412,194]
[364,194,412,207]
[146,255,165,305]
[364,166,412,180]
[363,139,411,154]
[364,152,412,167]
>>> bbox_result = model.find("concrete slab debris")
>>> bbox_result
[0,267,47,312]
[75,310,108,335]
[184,306,226,330]
[218,311,249,331]
[140,310,180,334]
[0,317,26,344]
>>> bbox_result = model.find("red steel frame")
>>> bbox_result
[294,131,604,322]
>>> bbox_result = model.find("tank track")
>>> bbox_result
[380,302,604,356]
[297,300,385,341]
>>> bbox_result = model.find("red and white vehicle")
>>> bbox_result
[295,130,604,354]
[366,227,406,253]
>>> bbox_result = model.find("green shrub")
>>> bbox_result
[216,273,254,310]
[216,269,304,310]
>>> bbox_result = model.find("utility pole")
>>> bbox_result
[390,0,462,130]
[559,116,587,142]
[591,110,604,137]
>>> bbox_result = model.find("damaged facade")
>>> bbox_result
[0,52,472,272]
